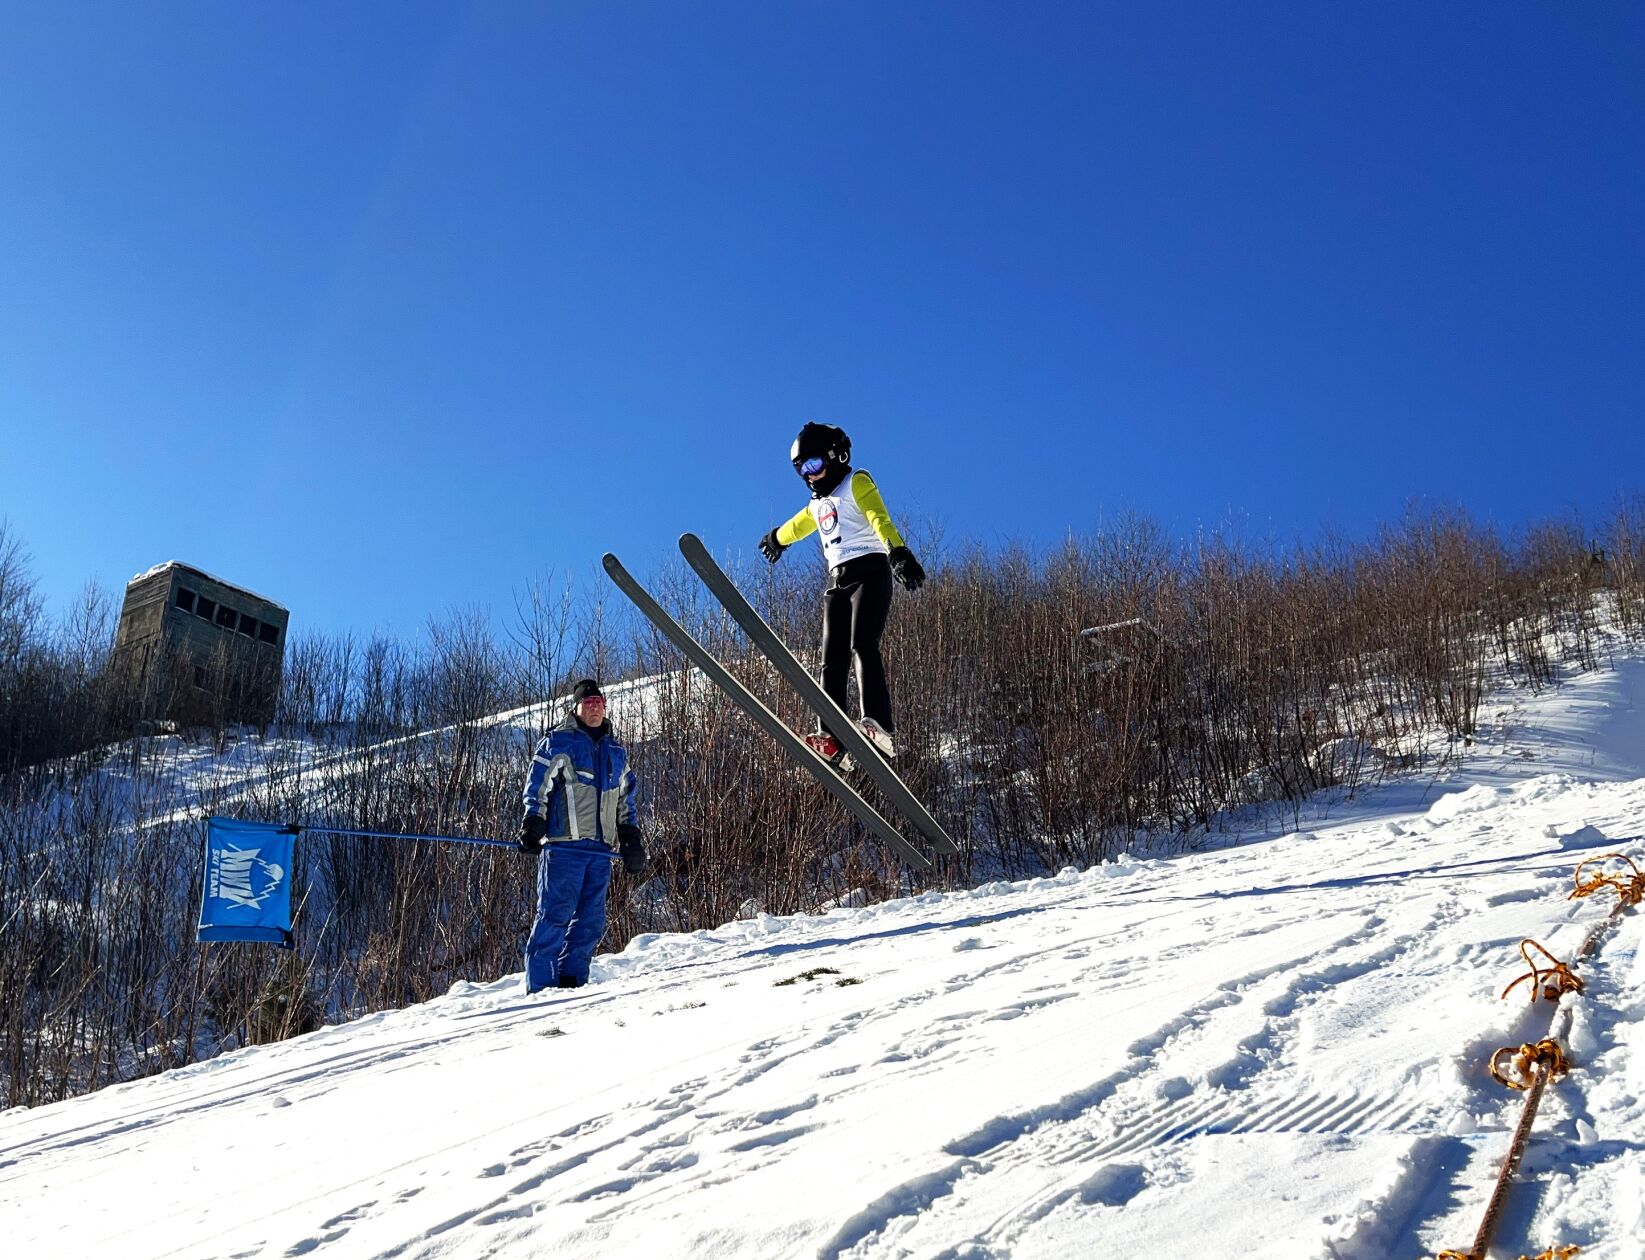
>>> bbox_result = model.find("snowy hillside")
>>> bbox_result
[4,660,1645,1259]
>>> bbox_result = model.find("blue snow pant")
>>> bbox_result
[525,840,615,994]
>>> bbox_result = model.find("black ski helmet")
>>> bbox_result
[791,422,851,481]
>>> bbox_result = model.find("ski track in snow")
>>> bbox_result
[5,658,1645,1258]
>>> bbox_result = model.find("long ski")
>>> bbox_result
[601,552,933,872]
[678,533,961,856]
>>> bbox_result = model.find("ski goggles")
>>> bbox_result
[796,456,827,477]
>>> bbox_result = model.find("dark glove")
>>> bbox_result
[759,529,786,564]
[617,822,647,876]
[517,813,547,854]
[888,546,925,592]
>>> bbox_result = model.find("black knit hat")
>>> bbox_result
[571,678,604,704]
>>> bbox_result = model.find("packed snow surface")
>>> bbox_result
[5,662,1645,1259]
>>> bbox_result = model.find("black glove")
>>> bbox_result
[517,813,547,854]
[888,546,925,592]
[759,529,786,564]
[617,822,647,876]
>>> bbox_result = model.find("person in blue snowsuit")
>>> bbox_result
[517,678,645,993]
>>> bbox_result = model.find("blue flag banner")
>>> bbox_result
[197,817,297,947]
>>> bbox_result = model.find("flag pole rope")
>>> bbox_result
[294,824,621,858]
[295,824,515,849]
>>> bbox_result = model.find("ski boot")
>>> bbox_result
[860,717,896,762]
[805,730,854,771]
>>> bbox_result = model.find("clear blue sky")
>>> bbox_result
[3,3,1642,638]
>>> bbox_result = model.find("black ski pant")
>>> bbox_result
[819,553,894,736]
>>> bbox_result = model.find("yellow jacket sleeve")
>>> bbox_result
[852,471,906,549]
[775,505,816,547]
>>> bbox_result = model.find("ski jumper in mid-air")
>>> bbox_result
[759,423,926,764]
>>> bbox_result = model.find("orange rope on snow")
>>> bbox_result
[1488,1038,1572,1092]
[1436,852,1637,1260]
[1568,852,1644,908]
[1435,1249,1580,1260]
[1500,939,1584,1004]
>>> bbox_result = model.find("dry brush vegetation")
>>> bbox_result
[2,504,1642,1105]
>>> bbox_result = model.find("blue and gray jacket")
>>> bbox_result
[522,714,637,845]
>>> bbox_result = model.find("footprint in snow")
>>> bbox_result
[1077,1161,1149,1207]
[728,1125,819,1153]
[323,1203,375,1228]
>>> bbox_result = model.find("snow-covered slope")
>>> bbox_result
[4,662,1645,1259]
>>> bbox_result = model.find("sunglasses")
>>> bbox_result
[797,456,827,477]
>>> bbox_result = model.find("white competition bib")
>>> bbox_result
[810,471,889,565]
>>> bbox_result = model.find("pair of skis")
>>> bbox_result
[602,534,959,872]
